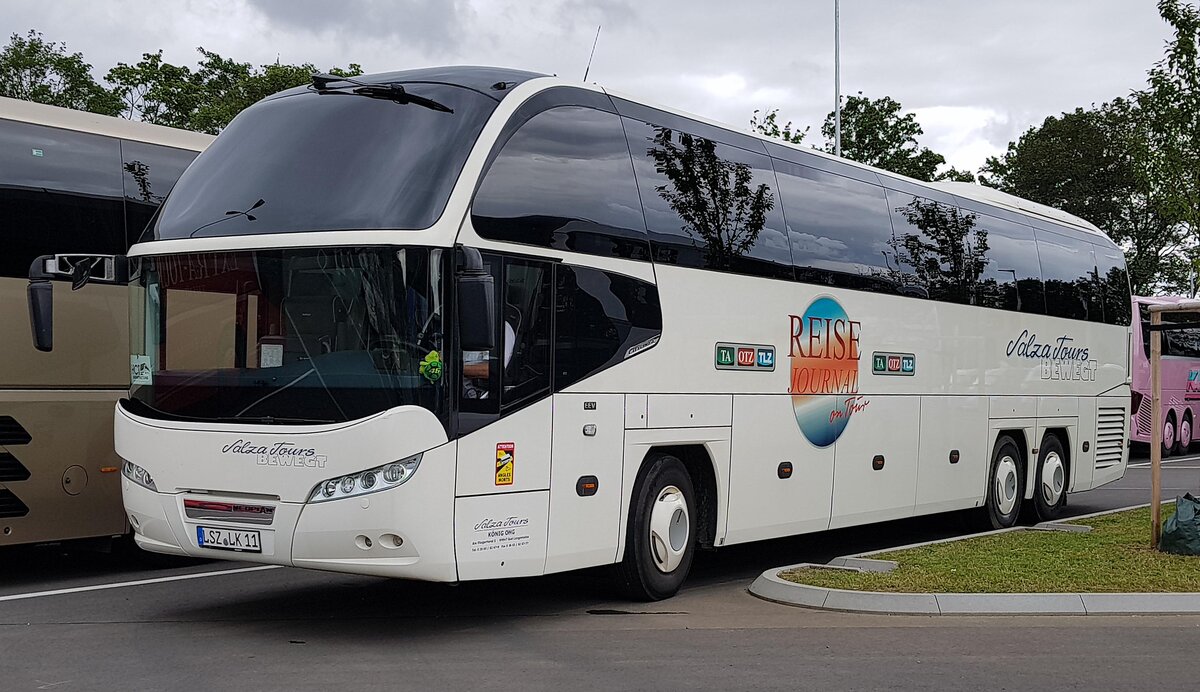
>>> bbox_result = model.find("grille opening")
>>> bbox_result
[0,488,29,518]
[0,416,31,446]
[1096,406,1126,469]
[0,452,30,482]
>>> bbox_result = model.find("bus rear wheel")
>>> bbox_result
[1032,435,1067,521]
[1178,412,1192,456]
[615,453,696,601]
[982,436,1024,530]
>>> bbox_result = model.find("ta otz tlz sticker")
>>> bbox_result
[715,342,775,371]
[495,442,514,486]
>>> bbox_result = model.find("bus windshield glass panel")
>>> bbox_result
[151,84,498,239]
[127,248,448,425]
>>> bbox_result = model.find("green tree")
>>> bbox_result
[107,50,203,127]
[820,93,945,182]
[0,30,121,115]
[107,48,362,134]
[1133,0,1200,294]
[750,108,807,144]
[981,95,1190,295]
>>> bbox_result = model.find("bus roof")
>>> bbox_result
[0,96,213,152]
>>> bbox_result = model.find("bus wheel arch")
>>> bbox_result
[1031,430,1069,521]
[982,432,1026,530]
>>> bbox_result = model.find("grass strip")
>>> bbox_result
[783,506,1200,593]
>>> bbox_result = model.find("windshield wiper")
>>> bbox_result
[208,415,337,425]
[310,73,454,113]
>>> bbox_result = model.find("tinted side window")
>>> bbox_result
[974,214,1046,314]
[122,141,199,245]
[1036,229,1101,321]
[0,120,124,278]
[1164,312,1200,358]
[1093,243,1131,325]
[555,265,662,390]
[773,160,897,292]
[885,191,993,303]
[623,118,792,279]
[472,106,649,260]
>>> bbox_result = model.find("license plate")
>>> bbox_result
[196,525,262,553]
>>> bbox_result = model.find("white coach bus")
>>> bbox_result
[37,68,1130,598]
[1,97,209,547]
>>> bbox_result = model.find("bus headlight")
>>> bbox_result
[122,460,157,491]
[307,454,422,504]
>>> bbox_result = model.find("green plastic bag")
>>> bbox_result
[1160,493,1200,556]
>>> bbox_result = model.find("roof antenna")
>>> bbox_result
[583,24,602,82]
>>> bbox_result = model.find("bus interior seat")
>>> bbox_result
[281,259,364,363]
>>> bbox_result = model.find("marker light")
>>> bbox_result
[308,454,422,504]
[122,460,157,491]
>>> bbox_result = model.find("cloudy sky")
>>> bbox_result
[4,0,1174,172]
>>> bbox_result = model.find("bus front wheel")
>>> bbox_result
[615,453,697,601]
[982,436,1024,530]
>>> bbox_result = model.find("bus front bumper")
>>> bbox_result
[120,444,459,581]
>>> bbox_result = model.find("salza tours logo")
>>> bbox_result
[1005,329,1098,381]
[220,439,328,469]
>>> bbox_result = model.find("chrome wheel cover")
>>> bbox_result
[649,485,689,573]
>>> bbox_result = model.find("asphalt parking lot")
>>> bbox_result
[3,450,1199,691]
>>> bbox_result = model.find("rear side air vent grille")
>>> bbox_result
[0,416,31,446]
[0,452,30,482]
[1095,406,1126,469]
[0,488,29,518]
[1135,395,1153,436]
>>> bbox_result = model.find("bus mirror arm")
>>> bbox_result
[457,246,495,352]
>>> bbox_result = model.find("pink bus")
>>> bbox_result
[1132,296,1200,456]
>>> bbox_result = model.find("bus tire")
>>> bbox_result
[1163,412,1177,459]
[1032,435,1068,521]
[1180,411,1192,456]
[982,435,1024,530]
[615,453,696,601]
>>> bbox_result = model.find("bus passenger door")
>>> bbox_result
[453,256,555,581]
[545,393,625,573]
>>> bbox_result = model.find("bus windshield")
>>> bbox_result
[148,82,498,240]
[127,247,448,425]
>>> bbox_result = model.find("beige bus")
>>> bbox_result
[0,97,211,546]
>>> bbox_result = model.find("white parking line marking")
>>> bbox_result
[0,565,282,603]
[1127,455,1200,468]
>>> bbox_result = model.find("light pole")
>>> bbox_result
[834,0,841,157]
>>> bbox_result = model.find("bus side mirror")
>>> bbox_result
[28,279,53,352]
[457,247,495,352]
[26,254,130,353]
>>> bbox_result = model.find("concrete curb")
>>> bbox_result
[749,501,1200,615]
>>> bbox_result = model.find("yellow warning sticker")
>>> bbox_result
[495,442,514,486]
